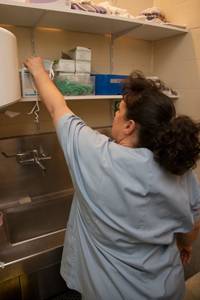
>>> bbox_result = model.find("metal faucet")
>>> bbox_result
[34,156,47,175]
[2,150,51,175]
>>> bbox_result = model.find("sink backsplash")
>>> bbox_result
[0,127,112,207]
[0,132,73,206]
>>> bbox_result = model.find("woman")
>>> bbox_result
[24,57,200,300]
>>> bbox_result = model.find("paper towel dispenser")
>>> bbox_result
[0,27,21,110]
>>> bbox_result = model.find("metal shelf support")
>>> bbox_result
[110,24,144,74]
[31,10,48,56]
[110,24,144,124]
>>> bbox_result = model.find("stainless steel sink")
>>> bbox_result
[3,194,73,245]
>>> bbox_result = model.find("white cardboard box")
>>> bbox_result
[21,68,50,97]
[53,59,75,73]
[75,61,91,73]
[68,46,91,61]
[22,69,36,97]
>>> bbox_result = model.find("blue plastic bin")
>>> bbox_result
[91,74,127,95]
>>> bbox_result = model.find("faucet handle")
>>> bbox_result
[1,150,38,159]
[17,150,38,157]
[2,151,17,158]
[2,149,50,175]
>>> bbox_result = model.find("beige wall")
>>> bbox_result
[92,0,153,17]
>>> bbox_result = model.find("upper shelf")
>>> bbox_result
[0,1,188,41]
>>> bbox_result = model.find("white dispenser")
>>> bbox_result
[0,27,21,110]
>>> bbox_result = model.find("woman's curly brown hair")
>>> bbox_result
[122,71,200,175]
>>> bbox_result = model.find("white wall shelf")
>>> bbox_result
[20,95,123,102]
[0,1,188,41]
[20,94,178,102]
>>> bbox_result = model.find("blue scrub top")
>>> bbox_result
[57,113,200,300]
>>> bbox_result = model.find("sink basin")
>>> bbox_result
[3,194,73,245]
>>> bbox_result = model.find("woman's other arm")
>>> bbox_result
[176,220,200,266]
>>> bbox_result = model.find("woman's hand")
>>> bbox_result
[176,241,192,266]
[24,56,46,78]
[176,220,200,266]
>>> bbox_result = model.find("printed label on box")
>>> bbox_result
[75,61,91,73]
[23,71,36,97]
[22,69,50,97]
[110,79,123,84]
[53,59,75,72]
[68,47,91,61]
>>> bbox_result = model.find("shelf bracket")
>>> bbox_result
[110,24,143,74]
[110,24,143,125]
[31,10,48,56]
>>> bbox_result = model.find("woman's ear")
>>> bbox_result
[124,120,136,135]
